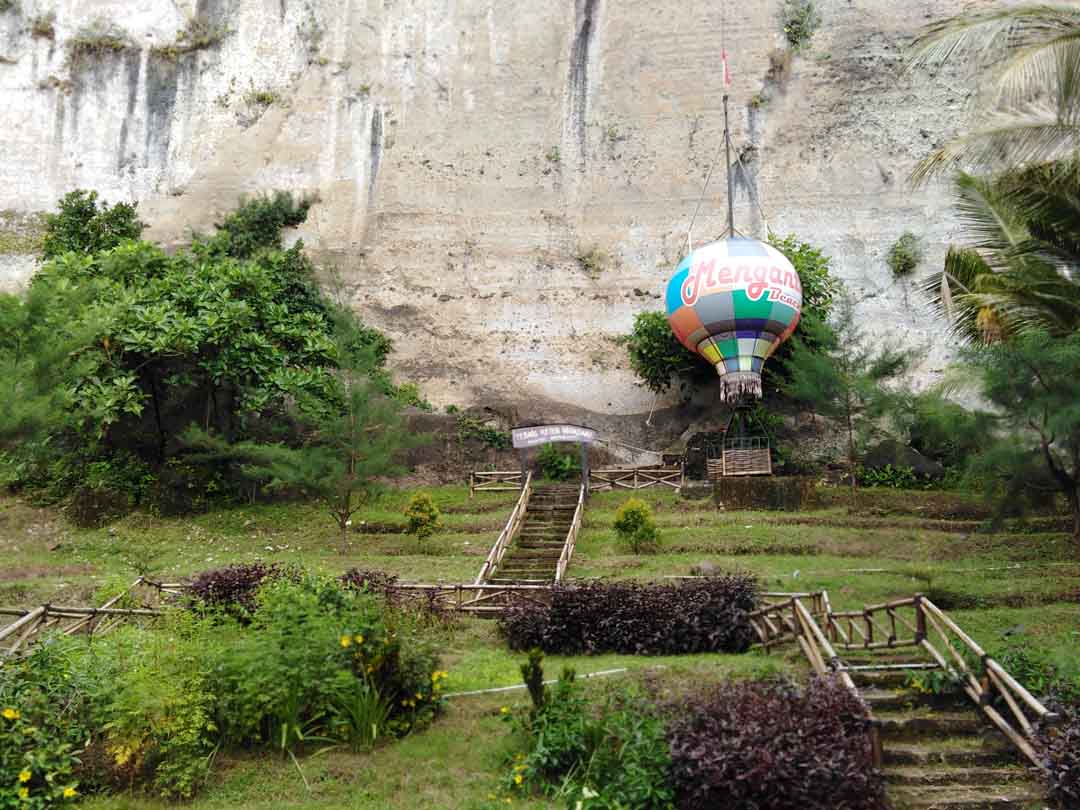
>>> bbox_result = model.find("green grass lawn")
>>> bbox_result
[3,483,1077,809]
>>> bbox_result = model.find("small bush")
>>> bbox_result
[67,21,134,66]
[404,491,443,545]
[0,0,15,13]
[859,463,923,490]
[505,657,673,810]
[536,442,581,481]
[1039,704,1080,809]
[613,497,660,553]
[151,18,230,61]
[667,676,886,810]
[0,641,89,808]
[499,575,758,655]
[782,0,821,51]
[456,414,511,449]
[30,12,55,39]
[41,189,144,259]
[187,562,288,620]
[888,231,922,277]
[575,246,609,279]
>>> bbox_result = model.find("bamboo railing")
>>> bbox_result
[388,582,552,615]
[588,465,683,491]
[754,590,1058,769]
[0,577,170,658]
[469,470,525,495]
[473,472,533,585]
[555,484,586,583]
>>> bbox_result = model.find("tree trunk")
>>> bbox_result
[1070,485,1080,559]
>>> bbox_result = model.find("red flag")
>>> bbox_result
[721,48,732,87]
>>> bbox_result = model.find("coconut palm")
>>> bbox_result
[920,161,1080,341]
[909,5,1080,183]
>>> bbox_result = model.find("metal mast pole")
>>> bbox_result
[723,94,735,237]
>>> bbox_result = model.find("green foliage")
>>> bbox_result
[404,492,443,545]
[859,464,922,490]
[887,231,922,277]
[0,0,15,13]
[903,668,963,697]
[0,190,423,517]
[537,443,581,482]
[505,673,674,810]
[151,17,230,61]
[624,311,705,395]
[894,389,995,471]
[67,21,134,67]
[0,642,87,809]
[575,246,609,279]
[782,0,821,51]
[520,648,547,713]
[40,190,144,259]
[961,330,1080,543]
[782,298,909,492]
[29,12,55,39]
[455,414,512,449]
[613,497,660,553]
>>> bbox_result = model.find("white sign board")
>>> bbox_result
[511,424,597,449]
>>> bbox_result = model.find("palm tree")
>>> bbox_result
[920,161,1080,341]
[909,5,1080,183]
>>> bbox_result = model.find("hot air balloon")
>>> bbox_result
[665,237,802,403]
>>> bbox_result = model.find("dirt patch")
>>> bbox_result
[0,564,95,582]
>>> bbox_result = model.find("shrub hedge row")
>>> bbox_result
[498,575,758,655]
[666,677,886,810]
[1039,705,1080,808]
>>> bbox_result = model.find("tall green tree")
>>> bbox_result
[781,299,909,497]
[964,330,1080,552]
[909,5,1080,182]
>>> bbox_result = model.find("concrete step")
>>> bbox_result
[884,741,1016,768]
[885,766,1031,787]
[861,688,966,712]
[877,711,986,740]
[852,669,927,689]
[887,783,1045,809]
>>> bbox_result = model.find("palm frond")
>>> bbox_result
[909,5,1080,74]
[911,114,1080,184]
[952,172,1031,257]
[995,31,1080,107]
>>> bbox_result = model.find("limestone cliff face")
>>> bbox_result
[0,0,981,439]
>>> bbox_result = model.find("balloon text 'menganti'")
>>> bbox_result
[681,257,803,308]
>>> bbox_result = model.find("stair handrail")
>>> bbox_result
[554,483,586,584]
[912,595,1056,767]
[761,589,1058,769]
[473,472,533,586]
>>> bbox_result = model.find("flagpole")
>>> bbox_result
[723,93,734,237]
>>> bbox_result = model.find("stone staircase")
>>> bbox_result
[843,649,1045,810]
[488,484,579,584]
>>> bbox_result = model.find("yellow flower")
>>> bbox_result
[354,634,364,644]
[63,787,77,799]
[500,706,510,715]
[18,787,29,800]
[339,635,352,648]
[18,770,31,783]
[415,692,423,700]
[2,707,19,720]
[514,774,523,786]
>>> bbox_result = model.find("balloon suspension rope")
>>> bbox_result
[645,390,658,428]
[685,0,734,254]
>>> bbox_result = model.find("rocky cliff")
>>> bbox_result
[0,0,981,449]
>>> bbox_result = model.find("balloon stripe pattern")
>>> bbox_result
[665,238,802,403]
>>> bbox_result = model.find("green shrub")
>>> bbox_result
[67,22,134,67]
[404,491,443,545]
[888,231,922,277]
[613,497,660,553]
[0,641,90,808]
[537,443,581,481]
[456,414,511,449]
[782,0,821,51]
[504,659,673,810]
[151,17,230,61]
[858,464,923,490]
[40,190,143,259]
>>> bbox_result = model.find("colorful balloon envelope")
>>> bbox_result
[665,237,802,403]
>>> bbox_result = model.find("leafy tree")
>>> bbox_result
[781,298,909,498]
[623,234,841,395]
[920,165,1080,342]
[40,189,144,258]
[536,443,581,482]
[909,5,1080,181]
[963,330,1080,551]
[404,492,443,547]
[892,389,995,471]
[0,190,422,512]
